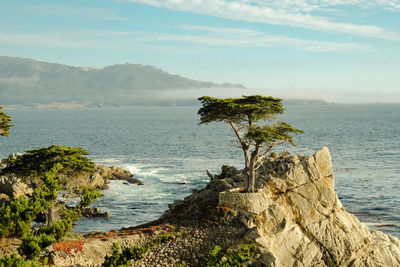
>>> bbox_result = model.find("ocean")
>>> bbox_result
[0,104,399,238]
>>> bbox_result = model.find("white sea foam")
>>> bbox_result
[123,164,165,177]
[94,158,121,164]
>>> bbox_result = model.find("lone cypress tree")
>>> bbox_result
[0,106,12,137]
[198,95,304,192]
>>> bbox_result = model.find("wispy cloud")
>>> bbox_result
[173,25,372,52]
[0,26,372,53]
[228,0,400,13]
[122,0,400,41]
[23,4,129,21]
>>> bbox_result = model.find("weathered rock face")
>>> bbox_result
[0,175,33,198]
[162,147,400,267]
[223,147,400,266]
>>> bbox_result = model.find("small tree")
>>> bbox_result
[198,95,304,192]
[0,106,12,137]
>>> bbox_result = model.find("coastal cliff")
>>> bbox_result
[43,147,400,266]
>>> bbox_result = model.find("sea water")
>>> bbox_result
[0,105,399,238]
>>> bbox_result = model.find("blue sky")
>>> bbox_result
[1,0,400,103]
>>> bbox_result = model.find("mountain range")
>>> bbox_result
[0,56,245,107]
[0,56,330,107]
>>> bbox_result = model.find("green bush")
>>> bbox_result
[205,243,257,267]
[0,253,47,267]
[19,233,56,259]
[77,187,102,209]
[0,164,62,238]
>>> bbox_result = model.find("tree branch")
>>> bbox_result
[229,122,248,150]
[206,169,215,181]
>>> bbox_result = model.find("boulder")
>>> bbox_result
[127,178,144,185]
[0,193,10,206]
[218,147,400,266]
[81,207,110,219]
[95,165,132,181]
[0,175,33,198]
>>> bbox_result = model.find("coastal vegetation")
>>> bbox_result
[0,106,11,137]
[0,144,101,264]
[205,243,257,267]
[198,95,303,192]
[3,145,95,177]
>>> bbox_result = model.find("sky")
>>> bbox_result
[1,0,400,103]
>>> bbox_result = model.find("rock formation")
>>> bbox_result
[161,147,400,266]
[81,207,110,219]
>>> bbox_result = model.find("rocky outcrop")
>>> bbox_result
[0,175,33,198]
[94,165,132,182]
[161,147,400,266]
[0,153,23,170]
[244,147,400,266]
[81,207,110,219]
[60,165,132,193]
[0,152,133,197]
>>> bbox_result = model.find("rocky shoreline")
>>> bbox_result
[1,147,400,266]
[0,152,136,200]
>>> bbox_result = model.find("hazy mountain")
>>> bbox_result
[0,56,245,106]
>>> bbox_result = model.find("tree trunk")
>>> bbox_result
[46,202,55,227]
[244,149,251,192]
[248,167,256,192]
[246,145,260,192]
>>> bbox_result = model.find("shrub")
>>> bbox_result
[77,187,102,209]
[205,243,257,267]
[0,253,47,267]
[19,233,56,259]
[0,164,62,238]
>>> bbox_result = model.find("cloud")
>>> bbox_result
[226,0,400,13]
[23,4,129,21]
[173,25,372,52]
[122,0,400,41]
[0,27,371,53]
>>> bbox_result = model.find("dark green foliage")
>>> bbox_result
[0,164,62,238]
[205,243,257,267]
[102,232,181,267]
[198,95,283,124]
[77,187,102,209]
[19,233,56,259]
[3,145,95,177]
[247,122,304,146]
[0,106,12,137]
[102,243,131,267]
[0,253,46,267]
[205,245,222,266]
[198,95,303,192]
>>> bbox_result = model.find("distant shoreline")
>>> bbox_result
[1,99,336,110]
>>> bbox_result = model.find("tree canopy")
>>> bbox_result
[198,95,304,192]
[3,145,95,177]
[0,106,12,137]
